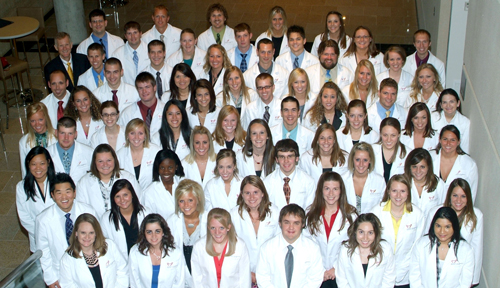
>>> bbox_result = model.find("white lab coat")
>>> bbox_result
[256,233,324,288]
[166,46,207,77]
[76,171,142,217]
[92,81,140,113]
[403,51,446,86]
[76,118,103,146]
[213,139,244,154]
[270,122,315,155]
[242,96,282,131]
[128,244,185,288]
[243,62,290,99]
[341,83,378,109]
[111,41,150,85]
[197,26,238,52]
[371,202,425,285]
[142,63,173,96]
[342,171,386,213]
[339,52,385,75]
[181,158,216,189]
[187,106,221,134]
[235,151,271,180]
[141,24,182,59]
[302,109,347,133]
[431,111,470,153]
[336,127,379,154]
[35,201,96,285]
[90,125,127,150]
[400,131,440,152]
[227,44,259,69]
[367,102,408,134]
[40,90,71,128]
[76,32,124,56]
[118,100,165,136]
[141,177,182,221]
[336,240,396,288]
[150,131,191,162]
[264,167,316,211]
[405,90,439,112]
[280,92,317,121]
[100,208,151,260]
[59,239,128,288]
[255,32,289,56]
[16,179,55,252]
[311,34,352,58]
[47,141,94,183]
[304,63,354,95]
[116,144,160,190]
[229,205,280,272]
[275,51,320,73]
[372,143,409,179]
[409,236,474,288]
[191,236,251,288]
[77,67,107,91]
[204,175,242,212]
[298,149,349,183]
[376,69,413,107]
[160,91,192,110]
[215,89,258,123]
[430,150,478,201]
[197,68,226,96]
[410,177,446,217]
[19,133,57,177]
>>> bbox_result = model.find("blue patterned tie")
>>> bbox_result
[62,151,71,174]
[326,69,332,82]
[65,213,73,245]
[240,54,248,73]
[133,51,139,74]
[293,57,299,69]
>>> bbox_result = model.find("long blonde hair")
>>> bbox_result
[305,82,347,128]
[212,105,246,147]
[26,102,56,147]
[348,60,378,103]
[287,68,311,101]
[185,126,216,164]
[205,208,237,256]
[203,44,232,73]
[266,6,287,37]
[221,66,251,106]
[409,63,443,103]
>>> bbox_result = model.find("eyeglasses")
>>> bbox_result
[102,113,118,118]
[257,85,273,91]
[355,35,370,40]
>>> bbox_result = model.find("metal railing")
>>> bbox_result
[0,251,45,288]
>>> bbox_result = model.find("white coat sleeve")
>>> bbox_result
[471,213,483,285]
[190,244,204,288]
[255,245,275,288]
[35,219,58,285]
[203,185,214,211]
[381,247,396,288]
[112,241,129,288]
[59,255,78,288]
[468,162,479,202]
[459,245,475,288]
[15,183,35,236]
[128,249,143,288]
[305,244,325,288]
[305,179,317,210]
[409,241,424,288]
[334,248,352,288]
[174,253,186,288]
[238,242,252,288]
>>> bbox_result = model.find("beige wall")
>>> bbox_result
[415,0,451,63]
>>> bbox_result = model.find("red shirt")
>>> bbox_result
[415,52,430,67]
[322,206,340,242]
[137,99,157,122]
[213,241,229,287]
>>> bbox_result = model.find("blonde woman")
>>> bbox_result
[303,81,347,132]
[339,26,384,75]
[341,59,379,109]
[255,6,289,58]
[376,46,413,106]
[198,44,232,95]
[216,66,258,120]
[212,105,246,153]
[405,63,443,111]
[283,68,317,120]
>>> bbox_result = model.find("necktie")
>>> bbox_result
[263,106,270,123]
[97,74,104,87]
[283,177,291,204]
[285,245,294,288]
[99,38,107,61]
[293,57,299,69]
[62,151,71,174]
[133,51,139,74]
[160,35,165,43]
[156,72,163,98]
[240,54,248,73]
[111,90,119,106]
[385,110,391,118]
[145,108,152,129]
[57,101,64,121]
[65,213,73,245]
[67,62,74,84]
[216,33,221,45]
[326,69,332,82]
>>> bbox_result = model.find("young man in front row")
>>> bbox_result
[367,78,407,133]
[36,173,96,288]
[256,204,324,288]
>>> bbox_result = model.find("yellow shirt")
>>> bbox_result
[383,200,408,252]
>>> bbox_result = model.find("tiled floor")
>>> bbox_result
[0,0,418,280]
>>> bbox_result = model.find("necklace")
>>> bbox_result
[198,112,206,119]
[390,210,403,219]
[82,250,98,267]
[151,249,162,261]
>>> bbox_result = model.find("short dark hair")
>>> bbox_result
[279,204,306,227]
[257,38,274,50]
[57,116,76,130]
[51,173,76,194]
[135,72,156,89]
[281,96,299,111]
[104,57,122,71]
[152,149,185,181]
[234,23,251,34]
[318,39,340,57]
[287,25,305,39]
[89,9,106,22]
[87,42,105,56]
[275,139,300,158]
[380,78,398,92]
[148,40,165,53]
[413,29,431,43]
[124,21,141,33]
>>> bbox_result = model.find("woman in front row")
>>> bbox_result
[129,213,185,288]
[191,208,251,288]
[410,207,474,288]
[60,213,128,288]
[336,213,395,288]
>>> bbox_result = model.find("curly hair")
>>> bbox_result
[203,44,232,73]
[137,213,176,257]
[305,81,347,128]
[64,85,102,121]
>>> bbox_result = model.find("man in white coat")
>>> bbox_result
[77,43,106,91]
[242,73,282,130]
[305,39,354,95]
[41,70,71,128]
[36,173,96,288]
[264,139,316,211]
[76,9,124,57]
[93,57,140,112]
[244,38,289,98]
[403,29,446,86]
[142,40,173,99]
[256,204,324,288]
[197,3,237,51]
[367,78,408,133]
[118,72,165,135]
[276,25,319,73]
[271,97,314,155]
[141,5,182,59]
[47,117,94,183]
[226,23,258,73]
[111,21,149,85]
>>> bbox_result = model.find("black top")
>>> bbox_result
[322,167,333,173]
[225,139,235,150]
[88,265,103,288]
[236,107,242,115]
[321,109,344,130]
[184,244,194,274]
[119,211,139,254]
[179,99,188,110]
[352,140,360,145]
[255,170,262,177]
[362,263,368,277]
[134,165,141,180]
[272,36,283,60]
[381,149,393,183]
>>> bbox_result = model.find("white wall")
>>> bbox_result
[445,0,469,91]
[415,0,451,61]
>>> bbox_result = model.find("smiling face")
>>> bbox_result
[327,14,341,35]
[221,112,237,136]
[48,72,69,100]
[348,106,366,130]
[125,28,142,49]
[412,110,428,133]
[414,33,431,58]
[95,152,115,178]
[434,218,453,244]
[272,13,284,33]
[55,36,73,62]
[418,68,436,92]
[152,8,169,31]
[356,221,375,248]
[217,156,235,182]
[321,88,338,112]
[104,63,123,89]
[241,183,264,210]
[174,71,191,91]
[137,81,157,105]
[51,182,76,212]
[87,49,105,71]
[318,129,335,154]
[210,10,226,30]
[178,192,198,216]
[209,47,223,70]
[101,107,119,127]
[148,44,166,69]
[388,51,403,72]
[193,133,209,157]
[357,65,372,88]
[89,16,107,36]
[249,123,268,150]
[320,47,338,70]
[76,222,96,250]
[353,150,370,176]
[292,74,307,96]
[256,78,275,104]
[450,186,467,214]
[29,111,47,134]
[288,32,306,56]
[227,70,242,94]
[159,158,177,183]
[127,126,146,148]
[181,32,197,54]
[354,29,371,50]
[323,180,341,207]
[280,213,303,244]
[114,188,133,211]
[410,159,428,182]
[166,104,182,129]
[145,222,163,248]
[276,151,298,176]
[73,91,91,115]
[381,125,399,150]
[379,86,397,110]
[29,154,49,182]
[209,218,230,244]
[440,94,460,117]
[56,126,77,150]
[195,87,211,110]
[389,181,408,209]
[281,101,299,129]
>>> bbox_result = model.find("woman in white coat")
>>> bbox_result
[166,29,207,77]
[425,179,483,286]
[162,63,196,110]
[59,213,128,288]
[372,118,409,183]
[342,142,386,214]
[339,26,384,76]
[304,172,357,288]
[204,149,242,211]
[77,144,141,217]
[19,102,57,177]
[403,148,446,216]
[129,213,185,288]
[100,179,150,260]
[370,174,425,287]
[410,207,474,288]
[90,101,126,150]
[156,99,192,161]
[181,126,217,189]
[16,147,56,252]
[337,100,379,154]
[342,60,379,109]
[431,89,471,153]
[117,118,160,190]
[191,208,251,288]
[197,44,232,96]
[400,103,439,151]
[283,68,317,120]
[406,63,443,111]
[299,123,349,183]
[142,149,185,221]
[336,213,395,288]
[303,82,347,132]
[64,86,103,146]
[254,6,289,58]
[212,105,246,154]
[230,175,279,286]
[376,46,413,106]
[311,11,351,58]
[187,79,221,133]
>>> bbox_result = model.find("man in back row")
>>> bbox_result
[141,5,182,59]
